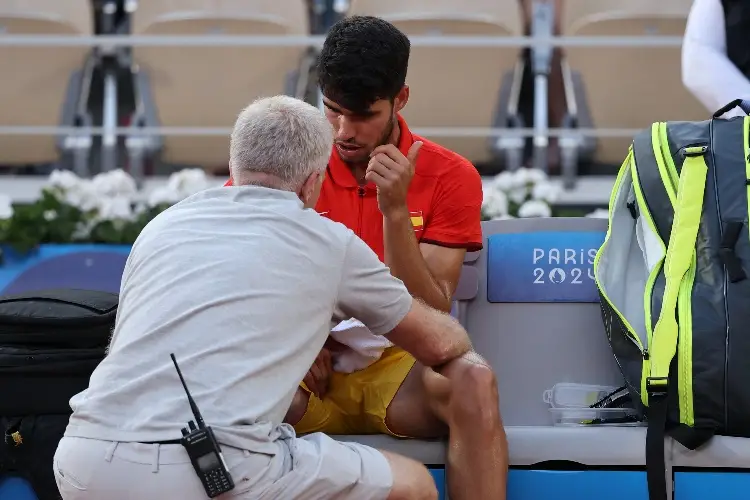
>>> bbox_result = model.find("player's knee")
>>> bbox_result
[450,357,499,421]
[382,451,439,500]
[460,360,497,397]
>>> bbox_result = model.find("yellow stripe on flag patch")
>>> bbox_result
[410,216,423,227]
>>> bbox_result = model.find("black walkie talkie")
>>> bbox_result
[170,353,235,498]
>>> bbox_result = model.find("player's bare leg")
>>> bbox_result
[385,352,508,500]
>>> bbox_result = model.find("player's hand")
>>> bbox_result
[303,347,332,399]
[365,141,423,219]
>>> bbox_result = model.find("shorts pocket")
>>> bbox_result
[53,459,88,492]
[249,439,311,500]
[52,437,103,493]
[221,447,284,496]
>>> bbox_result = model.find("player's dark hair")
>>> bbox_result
[317,16,410,115]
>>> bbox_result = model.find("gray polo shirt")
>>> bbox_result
[64,186,412,453]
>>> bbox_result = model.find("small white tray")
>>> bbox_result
[549,407,643,427]
[543,382,622,408]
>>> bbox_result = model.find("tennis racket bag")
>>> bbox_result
[593,99,750,500]
[0,288,117,499]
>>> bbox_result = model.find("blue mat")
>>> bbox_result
[0,477,37,500]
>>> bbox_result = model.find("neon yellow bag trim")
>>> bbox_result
[649,147,708,392]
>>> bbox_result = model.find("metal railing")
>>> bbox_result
[0,32,691,187]
[0,33,683,142]
[0,34,685,48]
[0,125,644,138]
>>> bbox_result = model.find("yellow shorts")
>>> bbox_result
[295,346,416,437]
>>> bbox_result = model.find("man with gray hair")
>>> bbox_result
[228,95,332,192]
[53,95,473,500]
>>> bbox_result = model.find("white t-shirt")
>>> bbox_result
[64,186,413,453]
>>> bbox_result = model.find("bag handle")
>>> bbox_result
[645,146,708,500]
[713,99,750,118]
[649,146,708,391]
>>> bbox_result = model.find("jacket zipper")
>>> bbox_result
[357,187,365,236]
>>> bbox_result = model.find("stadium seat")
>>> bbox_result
[0,0,94,172]
[346,0,524,168]
[561,0,706,167]
[128,0,313,172]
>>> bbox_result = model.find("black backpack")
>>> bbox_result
[594,101,750,499]
[0,289,117,500]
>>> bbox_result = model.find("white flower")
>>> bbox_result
[490,214,516,220]
[482,188,509,218]
[47,169,138,216]
[491,171,517,192]
[586,208,609,219]
[508,186,529,205]
[532,181,561,203]
[48,169,83,192]
[489,168,549,206]
[133,202,149,216]
[518,199,552,218]
[144,169,210,208]
[0,195,13,220]
[147,186,182,207]
[93,196,135,223]
[513,167,547,187]
[46,169,117,213]
[91,170,138,199]
[166,169,210,198]
[62,180,101,212]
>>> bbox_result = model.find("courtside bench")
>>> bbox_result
[342,218,750,500]
[3,219,750,499]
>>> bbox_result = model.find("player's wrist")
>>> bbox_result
[382,205,410,223]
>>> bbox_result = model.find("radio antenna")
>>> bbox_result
[170,353,206,429]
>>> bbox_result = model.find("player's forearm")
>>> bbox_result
[385,297,473,367]
[421,304,473,367]
[383,210,452,312]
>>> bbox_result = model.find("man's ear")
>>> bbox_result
[394,85,409,113]
[299,170,323,208]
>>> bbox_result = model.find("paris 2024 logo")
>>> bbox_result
[532,247,598,285]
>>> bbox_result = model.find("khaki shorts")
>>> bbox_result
[54,433,392,499]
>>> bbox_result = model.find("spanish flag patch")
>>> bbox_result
[410,211,424,231]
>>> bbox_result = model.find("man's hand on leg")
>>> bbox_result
[303,347,333,399]
[284,347,332,426]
